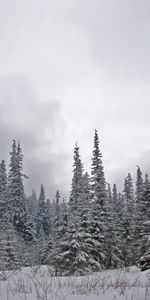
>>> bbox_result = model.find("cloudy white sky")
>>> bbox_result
[0,0,150,198]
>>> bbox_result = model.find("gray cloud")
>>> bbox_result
[0,76,69,199]
[0,1,150,196]
[71,0,150,80]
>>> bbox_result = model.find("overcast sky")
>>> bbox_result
[0,0,150,198]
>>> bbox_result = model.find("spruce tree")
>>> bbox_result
[8,140,26,234]
[136,166,144,207]
[139,174,150,270]
[36,184,51,264]
[37,184,46,235]
[0,156,25,269]
[78,172,91,227]
[54,146,99,274]
[54,190,61,231]
[89,130,108,268]
[44,198,52,236]
[0,159,20,269]
[122,173,135,265]
[91,130,106,206]
[59,199,68,235]
[69,143,83,212]
[0,221,20,270]
[106,184,123,268]
[133,166,144,262]
[54,145,83,274]
[112,184,117,202]
[107,183,112,204]
[0,160,7,220]
[0,160,7,194]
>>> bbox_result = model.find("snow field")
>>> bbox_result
[0,266,149,300]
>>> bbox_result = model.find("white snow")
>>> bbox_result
[0,265,149,300]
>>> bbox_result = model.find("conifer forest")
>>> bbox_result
[0,130,150,275]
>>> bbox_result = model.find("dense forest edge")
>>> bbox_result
[0,130,150,275]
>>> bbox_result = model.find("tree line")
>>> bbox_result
[0,131,150,274]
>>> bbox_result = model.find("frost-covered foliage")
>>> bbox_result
[0,133,150,274]
[8,140,27,232]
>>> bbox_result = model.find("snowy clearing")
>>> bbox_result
[0,266,149,300]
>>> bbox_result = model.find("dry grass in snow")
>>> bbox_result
[0,265,149,300]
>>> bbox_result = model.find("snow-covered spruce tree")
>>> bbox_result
[112,184,117,204]
[48,198,56,234]
[140,238,150,271]
[136,166,144,206]
[0,159,19,270]
[122,173,135,265]
[133,166,145,262]
[139,174,150,270]
[49,191,61,264]
[78,172,91,228]
[106,184,124,269]
[40,197,53,264]
[0,159,7,194]
[0,159,8,219]
[21,194,37,266]
[107,183,112,204]
[142,174,150,219]
[49,195,68,269]
[112,185,124,266]
[8,140,26,232]
[124,173,135,216]
[52,144,84,274]
[44,198,52,235]
[53,145,98,275]
[26,190,38,219]
[54,190,61,231]
[24,194,37,239]
[37,184,47,235]
[113,191,126,267]
[73,171,101,273]
[89,130,108,269]
[36,184,51,264]
[90,130,106,206]
[59,198,68,235]
[0,221,20,270]
[7,141,36,267]
[69,143,83,212]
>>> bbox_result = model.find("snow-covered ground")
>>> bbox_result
[0,265,149,300]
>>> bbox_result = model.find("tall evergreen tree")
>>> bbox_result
[122,173,135,265]
[139,174,150,270]
[133,166,145,262]
[37,184,46,235]
[142,174,150,218]
[59,199,68,235]
[53,146,100,275]
[106,184,123,268]
[54,190,61,231]
[136,166,144,207]
[0,221,20,270]
[69,143,83,212]
[0,159,20,269]
[89,130,108,268]
[112,184,117,205]
[0,160,7,194]
[36,184,51,264]
[124,173,135,214]
[0,160,7,219]
[8,140,26,234]
[91,130,106,206]
[54,145,89,274]
[107,183,112,204]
